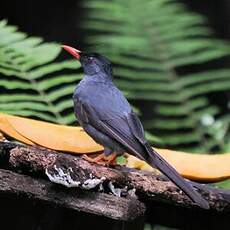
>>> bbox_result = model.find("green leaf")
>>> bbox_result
[212,179,230,189]
[0,20,80,125]
[116,156,127,165]
[84,0,230,151]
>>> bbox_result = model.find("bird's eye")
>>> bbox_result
[87,57,94,63]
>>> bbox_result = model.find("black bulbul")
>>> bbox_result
[62,45,209,209]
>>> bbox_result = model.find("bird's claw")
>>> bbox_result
[82,153,118,166]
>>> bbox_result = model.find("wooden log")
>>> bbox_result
[0,168,145,222]
[3,142,229,212]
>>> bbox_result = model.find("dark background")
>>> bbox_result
[0,0,230,150]
[1,0,230,47]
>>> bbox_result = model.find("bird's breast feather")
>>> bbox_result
[75,82,131,120]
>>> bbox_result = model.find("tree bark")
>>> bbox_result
[0,141,228,213]
[0,168,145,221]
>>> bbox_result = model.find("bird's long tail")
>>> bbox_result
[143,143,209,209]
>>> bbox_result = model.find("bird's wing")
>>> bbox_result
[77,98,147,160]
[78,100,209,209]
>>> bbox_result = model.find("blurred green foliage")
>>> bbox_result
[0,20,81,124]
[83,0,230,152]
[1,0,230,153]
[212,179,230,189]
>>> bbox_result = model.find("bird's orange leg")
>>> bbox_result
[83,152,117,166]
[105,153,117,165]
[83,153,105,164]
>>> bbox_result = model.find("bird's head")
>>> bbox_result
[62,45,112,76]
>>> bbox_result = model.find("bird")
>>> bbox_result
[62,45,209,209]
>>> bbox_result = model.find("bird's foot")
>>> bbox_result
[83,154,106,166]
[83,153,117,166]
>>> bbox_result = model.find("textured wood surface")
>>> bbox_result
[0,141,230,226]
[0,167,145,221]
[0,141,228,212]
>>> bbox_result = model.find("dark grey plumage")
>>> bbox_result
[72,52,209,209]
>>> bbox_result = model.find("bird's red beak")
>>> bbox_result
[62,45,81,60]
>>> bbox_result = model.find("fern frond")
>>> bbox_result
[0,20,81,124]
[83,0,230,151]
